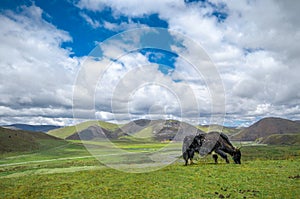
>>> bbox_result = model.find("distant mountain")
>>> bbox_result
[232,117,300,141]
[0,127,66,153]
[47,120,119,139]
[3,124,61,133]
[66,119,204,141]
[114,119,167,139]
[197,124,241,135]
[50,119,202,141]
[154,120,203,141]
[114,119,158,137]
[66,125,117,140]
[259,134,300,145]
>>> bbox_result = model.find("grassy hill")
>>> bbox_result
[65,125,119,140]
[197,124,241,135]
[0,127,67,154]
[114,119,163,137]
[115,119,203,141]
[47,120,119,139]
[232,117,300,141]
[259,134,300,145]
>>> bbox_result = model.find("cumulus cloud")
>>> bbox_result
[76,0,300,125]
[2,0,299,126]
[0,5,79,125]
[71,27,218,125]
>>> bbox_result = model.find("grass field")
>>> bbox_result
[0,141,299,198]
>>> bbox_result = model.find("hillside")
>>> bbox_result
[197,124,241,135]
[66,125,118,140]
[114,119,166,140]
[154,120,204,141]
[259,134,300,145]
[47,120,119,139]
[232,117,300,141]
[3,124,61,132]
[65,119,204,141]
[0,127,67,153]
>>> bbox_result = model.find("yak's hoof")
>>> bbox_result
[213,154,218,164]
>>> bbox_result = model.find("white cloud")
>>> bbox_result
[77,0,185,17]
[0,5,80,125]
[75,0,300,125]
[103,20,148,32]
[2,0,299,126]
[73,35,212,125]
[79,12,100,28]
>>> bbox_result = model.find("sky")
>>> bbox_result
[0,0,299,127]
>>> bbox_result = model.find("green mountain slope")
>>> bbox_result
[259,134,300,145]
[47,120,119,139]
[0,127,67,154]
[111,119,203,141]
[197,124,241,135]
[65,125,119,140]
[232,117,300,141]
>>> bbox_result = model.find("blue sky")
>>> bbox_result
[1,0,168,57]
[0,0,299,126]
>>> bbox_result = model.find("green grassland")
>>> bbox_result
[0,140,299,198]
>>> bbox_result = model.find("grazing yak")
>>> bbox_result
[182,131,241,165]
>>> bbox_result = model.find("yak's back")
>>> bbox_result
[219,132,234,148]
[199,131,220,156]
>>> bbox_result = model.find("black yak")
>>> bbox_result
[182,131,241,165]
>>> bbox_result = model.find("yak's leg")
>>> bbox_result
[189,150,195,164]
[185,159,188,166]
[183,152,188,166]
[215,149,229,163]
[212,154,218,164]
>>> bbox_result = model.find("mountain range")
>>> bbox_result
[49,117,300,144]
[3,117,300,145]
[63,119,203,142]
[3,124,61,132]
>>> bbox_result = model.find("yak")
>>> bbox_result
[182,131,241,165]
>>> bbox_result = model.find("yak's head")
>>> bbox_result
[232,148,241,164]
